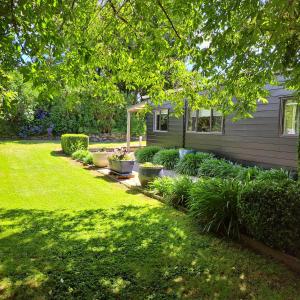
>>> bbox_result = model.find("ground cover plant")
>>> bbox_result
[1,141,300,299]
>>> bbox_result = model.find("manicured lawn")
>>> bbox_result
[0,141,299,299]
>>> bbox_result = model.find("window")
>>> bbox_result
[187,108,223,133]
[154,109,169,131]
[283,98,299,135]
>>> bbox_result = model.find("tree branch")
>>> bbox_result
[156,0,181,39]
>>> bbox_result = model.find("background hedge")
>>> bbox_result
[61,134,89,155]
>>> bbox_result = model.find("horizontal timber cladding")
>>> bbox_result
[146,85,298,170]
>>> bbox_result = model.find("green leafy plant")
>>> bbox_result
[139,162,163,168]
[167,176,193,208]
[82,152,93,165]
[189,178,242,237]
[175,152,214,176]
[61,134,89,155]
[198,158,242,179]
[148,176,174,198]
[72,150,90,161]
[236,166,262,181]
[238,180,300,254]
[109,147,131,161]
[153,149,179,170]
[135,146,161,163]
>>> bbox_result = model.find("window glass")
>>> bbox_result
[187,109,197,131]
[211,109,223,132]
[160,109,168,131]
[283,99,299,135]
[197,109,211,132]
[154,109,168,131]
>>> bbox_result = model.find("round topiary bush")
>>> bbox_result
[175,152,214,176]
[135,146,161,163]
[238,179,300,254]
[153,149,179,169]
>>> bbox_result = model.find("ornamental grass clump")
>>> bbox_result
[255,168,291,181]
[189,178,242,237]
[153,149,179,169]
[148,176,174,198]
[198,158,242,179]
[135,146,161,163]
[175,152,214,176]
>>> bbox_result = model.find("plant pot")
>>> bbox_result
[108,160,135,174]
[92,151,110,168]
[179,148,196,159]
[138,165,163,187]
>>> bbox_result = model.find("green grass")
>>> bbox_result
[0,140,299,299]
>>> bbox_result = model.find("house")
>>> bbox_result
[145,84,299,171]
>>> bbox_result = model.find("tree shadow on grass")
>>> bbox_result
[0,206,299,299]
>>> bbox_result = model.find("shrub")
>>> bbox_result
[255,168,290,181]
[167,176,193,208]
[175,152,214,176]
[153,149,179,169]
[61,134,89,155]
[135,146,161,163]
[82,152,93,165]
[189,178,242,237]
[148,177,174,198]
[238,180,300,254]
[72,150,90,161]
[198,158,242,179]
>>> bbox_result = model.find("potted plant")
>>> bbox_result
[108,148,135,174]
[179,148,196,159]
[92,148,111,168]
[138,162,163,187]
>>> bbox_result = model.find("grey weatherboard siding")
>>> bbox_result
[146,85,298,170]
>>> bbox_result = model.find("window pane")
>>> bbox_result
[155,111,160,131]
[197,109,211,132]
[284,99,299,135]
[160,110,168,131]
[187,109,197,131]
[211,110,223,132]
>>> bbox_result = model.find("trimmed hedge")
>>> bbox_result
[189,178,242,237]
[153,149,179,169]
[238,180,300,254]
[175,152,214,176]
[61,134,89,155]
[135,146,161,163]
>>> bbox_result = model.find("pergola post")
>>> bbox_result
[126,111,131,151]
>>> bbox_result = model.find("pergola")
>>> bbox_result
[126,100,148,150]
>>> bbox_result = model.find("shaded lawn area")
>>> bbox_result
[0,141,299,299]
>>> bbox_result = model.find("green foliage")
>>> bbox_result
[61,134,89,155]
[109,148,131,161]
[148,177,174,198]
[189,178,242,237]
[236,166,262,182]
[238,180,300,253]
[72,150,90,161]
[82,152,93,165]
[255,168,291,181]
[198,158,243,179]
[135,146,161,163]
[175,152,214,176]
[167,176,193,208]
[139,162,163,168]
[153,149,179,169]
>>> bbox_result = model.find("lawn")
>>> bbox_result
[0,141,299,299]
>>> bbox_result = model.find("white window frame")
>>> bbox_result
[281,97,299,137]
[153,109,169,132]
[186,108,224,134]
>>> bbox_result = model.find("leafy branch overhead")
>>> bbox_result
[1,0,299,118]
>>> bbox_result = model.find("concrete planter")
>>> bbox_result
[92,151,111,168]
[179,148,196,159]
[138,165,163,187]
[108,160,135,174]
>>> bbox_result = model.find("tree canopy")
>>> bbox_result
[1,0,299,119]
